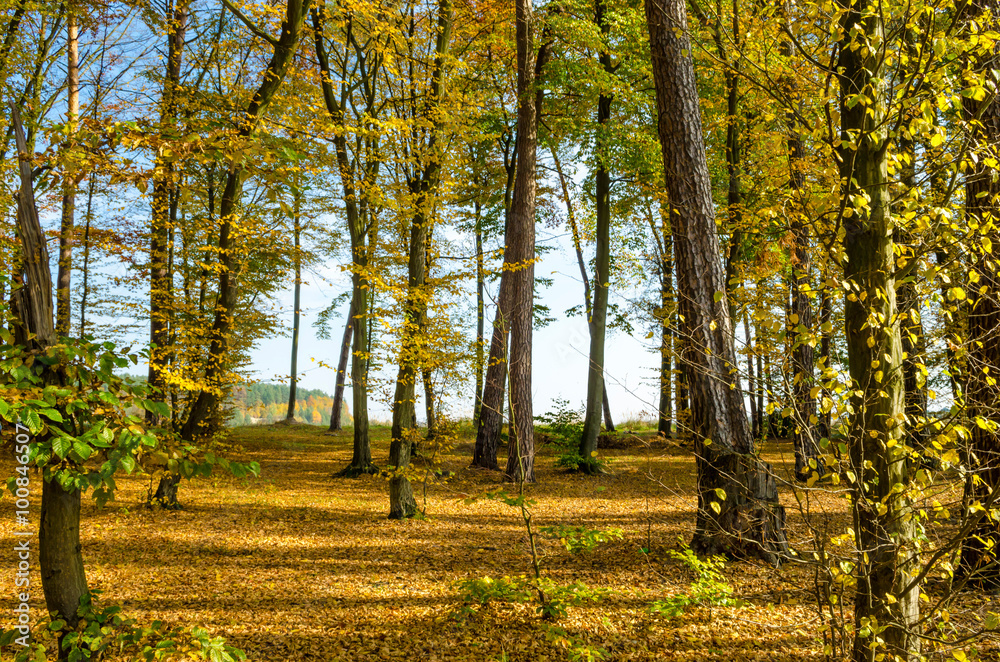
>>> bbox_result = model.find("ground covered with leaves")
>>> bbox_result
[3,424,998,661]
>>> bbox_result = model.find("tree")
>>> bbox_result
[644,0,787,564]
[959,0,1000,589]
[503,0,541,483]
[286,185,303,422]
[836,0,918,657]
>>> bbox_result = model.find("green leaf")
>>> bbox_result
[52,437,72,460]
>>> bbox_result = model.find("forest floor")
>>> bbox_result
[2,423,998,661]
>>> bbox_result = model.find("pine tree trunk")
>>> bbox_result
[503,0,540,484]
[645,0,788,565]
[473,279,509,470]
[837,1,919,657]
[55,11,78,338]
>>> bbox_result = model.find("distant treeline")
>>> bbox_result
[229,383,350,426]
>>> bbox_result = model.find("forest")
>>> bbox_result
[1,0,999,660]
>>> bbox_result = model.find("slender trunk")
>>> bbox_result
[183,0,308,441]
[329,301,354,432]
[472,102,520,469]
[780,3,820,480]
[389,0,453,517]
[818,277,832,439]
[423,369,436,439]
[473,194,485,428]
[149,0,188,421]
[645,0,787,564]
[286,189,302,422]
[580,3,614,466]
[78,175,95,337]
[313,2,376,474]
[56,11,79,337]
[473,280,510,470]
[837,1,918,657]
[744,311,758,438]
[959,0,1000,588]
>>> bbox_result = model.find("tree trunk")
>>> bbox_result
[313,2,377,475]
[389,0,453,517]
[503,0,540,484]
[579,0,614,468]
[959,0,1000,589]
[40,479,88,645]
[644,0,787,565]
[837,1,919,657]
[78,175,95,337]
[780,5,820,480]
[286,189,302,422]
[328,301,354,432]
[11,106,88,644]
[423,369,436,440]
[744,310,758,438]
[148,0,188,421]
[473,279,509,470]
[56,9,79,337]
[473,194,486,429]
[818,278,832,439]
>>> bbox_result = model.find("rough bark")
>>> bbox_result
[645,0,787,565]
[12,106,89,651]
[474,21,549,472]
[503,0,540,484]
[959,0,1000,589]
[837,1,919,657]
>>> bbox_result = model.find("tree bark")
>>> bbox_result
[40,479,88,641]
[959,0,1000,589]
[503,0,540,484]
[11,106,87,642]
[328,300,354,432]
[56,9,79,337]
[579,0,614,467]
[644,0,788,565]
[149,0,188,422]
[286,188,302,422]
[780,3,820,480]
[836,1,919,657]
[473,22,548,472]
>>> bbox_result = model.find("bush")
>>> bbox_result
[650,542,741,619]
[0,591,247,661]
